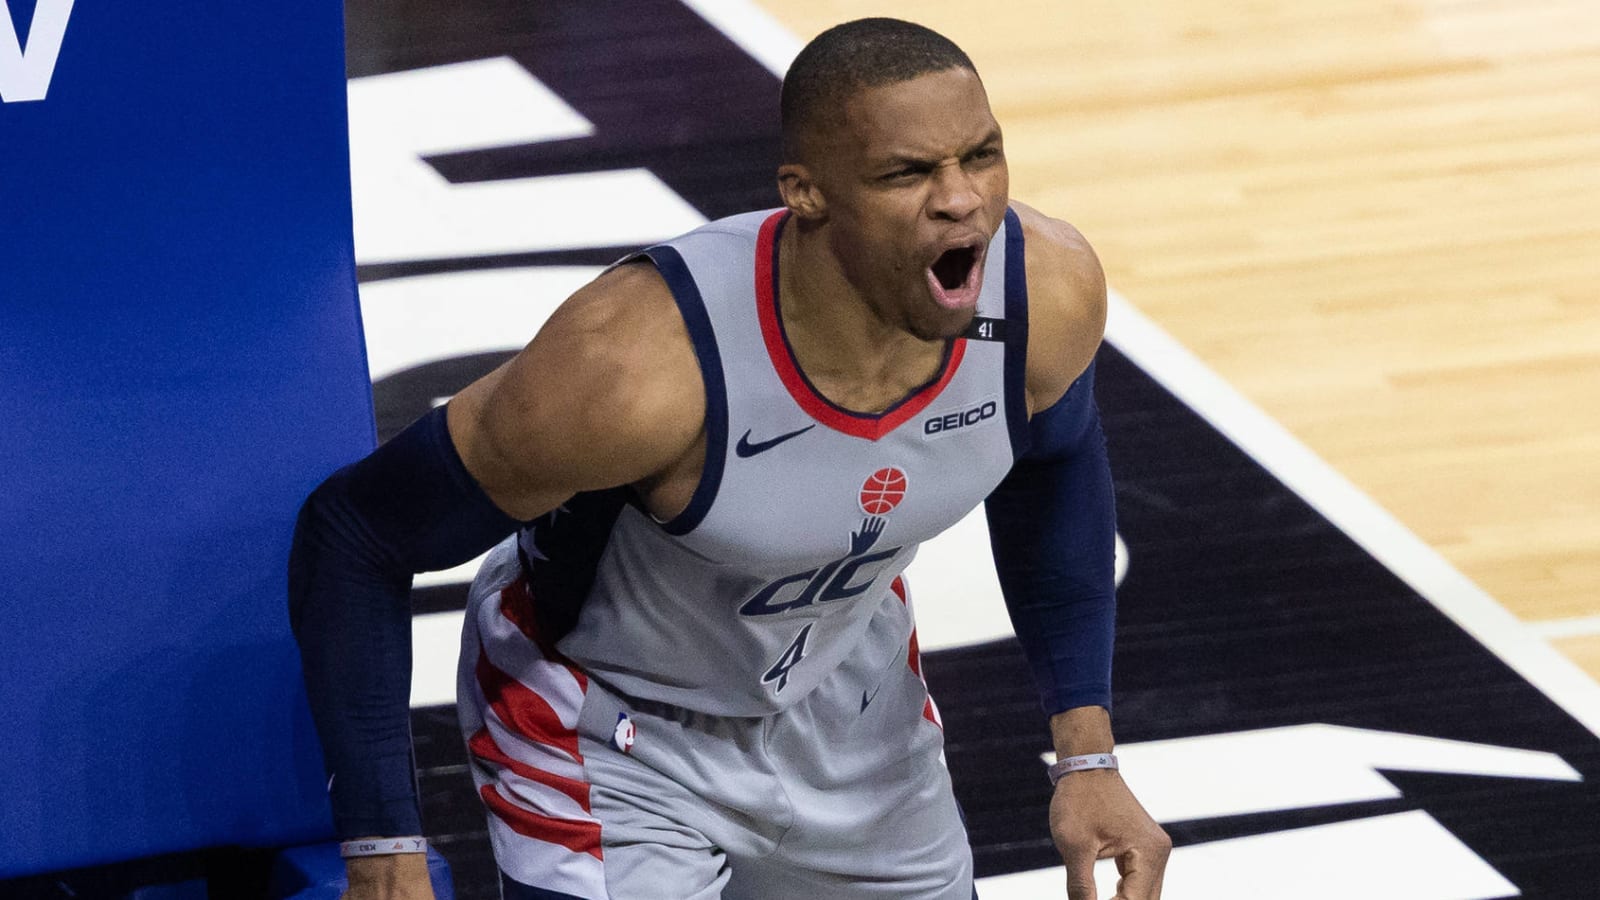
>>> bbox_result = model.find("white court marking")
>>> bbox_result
[347,58,703,264]
[359,265,601,382]
[984,812,1519,900]
[1103,295,1600,741]
[1530,614,1600,640]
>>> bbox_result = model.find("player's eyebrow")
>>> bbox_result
[964,128,1003,155]
[879,129,1003,170]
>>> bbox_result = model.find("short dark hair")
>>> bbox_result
[780,18,977,163]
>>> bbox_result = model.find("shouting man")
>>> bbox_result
[291,17,1170,900]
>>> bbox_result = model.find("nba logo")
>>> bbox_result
[859,467,908,516]
[612,712,635,754]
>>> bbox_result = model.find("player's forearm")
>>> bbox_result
[288,405,521,837]
[289,494,425,837]
[985,361,1118,716]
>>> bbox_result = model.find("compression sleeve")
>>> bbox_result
[984,360,1117,716]
[288,405,521,838]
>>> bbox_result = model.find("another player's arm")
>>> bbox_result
[985,203,1169,900]
[288,262,703,900]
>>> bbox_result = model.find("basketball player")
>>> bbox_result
[290,18,1169,900]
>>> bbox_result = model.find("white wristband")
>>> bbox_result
[1047,752,1118,785]
[339,837,429,858]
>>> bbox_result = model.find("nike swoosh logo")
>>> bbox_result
[861,684,882,713]
[735,424,816,458]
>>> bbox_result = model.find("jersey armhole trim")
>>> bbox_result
[639,245,728,536]
[1002,206,1031,459]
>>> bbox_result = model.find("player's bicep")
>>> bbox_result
[445,360,569,521]
[447,264,702,520]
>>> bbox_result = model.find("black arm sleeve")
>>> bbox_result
[984,360,1118,717]
[288,405,521,838]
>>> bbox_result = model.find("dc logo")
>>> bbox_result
[612,713,635,754]
[859,467,908,516]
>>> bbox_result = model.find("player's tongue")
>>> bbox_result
[926,245,982,310]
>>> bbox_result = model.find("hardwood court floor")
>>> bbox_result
[757,0,1600,676]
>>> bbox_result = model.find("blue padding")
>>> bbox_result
[125,881,209,900]
[0,0,361,877]
[268,844,454,900]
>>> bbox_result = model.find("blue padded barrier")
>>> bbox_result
[1,0,368,878]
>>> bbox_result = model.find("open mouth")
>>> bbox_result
[925,243,985,310]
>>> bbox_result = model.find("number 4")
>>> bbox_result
[762,624,813,693]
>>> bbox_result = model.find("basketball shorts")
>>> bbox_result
[457,537,975,899]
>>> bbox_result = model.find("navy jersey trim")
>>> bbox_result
[500,871,588,900]
[1002,207,1031,459]
[517,487,630,644]
[642,245,728,536]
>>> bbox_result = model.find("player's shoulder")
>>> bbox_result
[1013,201,1105,331]
[479,259,704,483]
[1011,201,1107,412]
[534,259,702,424]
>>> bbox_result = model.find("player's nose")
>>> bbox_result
[927,162,982,222]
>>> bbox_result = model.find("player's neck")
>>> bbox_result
[778,222,948,413]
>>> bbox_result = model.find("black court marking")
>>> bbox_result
[947,344,1600,887]
[337,2,1600,898]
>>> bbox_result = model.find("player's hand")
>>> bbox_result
[1050,769,1170,900]
[341,852,437,900]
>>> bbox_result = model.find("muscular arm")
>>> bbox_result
[288,262,703,840]
[985,361,1115,722]
[986,203,1116,748]
[989,205,1169,899]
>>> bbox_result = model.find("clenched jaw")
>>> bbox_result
[925,241,986,311]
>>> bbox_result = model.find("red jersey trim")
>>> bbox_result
[754,210,968,442]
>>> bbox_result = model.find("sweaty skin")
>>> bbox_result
[356,67,1169,900]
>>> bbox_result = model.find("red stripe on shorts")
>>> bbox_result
[468,727,592,812]
[475,650,581,760]
[890,577,941,726]
[479,783,603,859]
[497,577,589,690]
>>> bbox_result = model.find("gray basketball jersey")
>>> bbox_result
[511,208,1029,716]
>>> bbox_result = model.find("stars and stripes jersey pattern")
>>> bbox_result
[507,207,1029,718]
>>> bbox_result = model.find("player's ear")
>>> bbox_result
[777,163,827,222]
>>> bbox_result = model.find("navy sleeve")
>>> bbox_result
[288,405,521,838]
[984,359,1117,717]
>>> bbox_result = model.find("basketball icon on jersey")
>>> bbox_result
[859,467,908,516]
